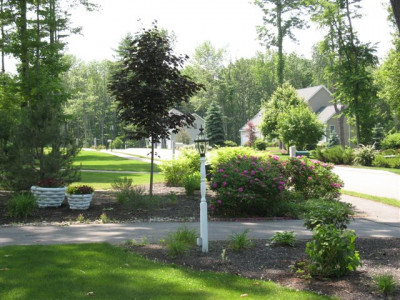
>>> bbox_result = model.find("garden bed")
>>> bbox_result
[128,238,400,300]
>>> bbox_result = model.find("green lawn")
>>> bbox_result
[341,190,400,208]
[0,243,330,300]
[74,150,160,172]
[337,164,400,175]
[76,171,164,190]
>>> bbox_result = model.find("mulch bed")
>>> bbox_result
[1,183,399,299]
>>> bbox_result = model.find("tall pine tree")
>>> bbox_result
[205,101,225,146]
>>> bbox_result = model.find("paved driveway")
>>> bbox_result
[334,166,400,200]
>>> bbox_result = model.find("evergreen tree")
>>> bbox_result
[371,123,385,150]
[327,130,340,148]
[205,101,225,146]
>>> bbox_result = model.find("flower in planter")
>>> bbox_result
[37,178,65,188]
[67,185,95,195]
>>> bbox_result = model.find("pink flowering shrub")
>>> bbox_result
[210,155,288,216]
[284,157,343,200]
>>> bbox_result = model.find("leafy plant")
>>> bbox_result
[160,159,191,186]
[183,172,200,196]
[314,145,354,165]
[254,139,267,150]
[165,226,198,257]
[354,144,376,166]
[111,177,133,191]
[117,186,159,210]
[7,193,37,218]
[303,199,354,230]
[306,224,361,277]
[67,185,94,195]
[270,231,296,247]
[100,213,110,223]
[229,229,254,251]
[374,274,397,296]
[76,214,85,223]
[381,132,400,150]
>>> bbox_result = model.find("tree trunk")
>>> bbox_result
[391,0,400,33]
[276,1,284,86]
[149,137,154,197]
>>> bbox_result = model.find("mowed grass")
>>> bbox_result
[74,150,160,172]
[341,190,400,208]
[76,171,164,190]
[0,243,330,300]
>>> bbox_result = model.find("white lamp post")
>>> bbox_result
[194,125,209,252]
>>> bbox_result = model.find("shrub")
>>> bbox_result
[314,145,354,165]
[165,226,197,257]
[117,186,159,210]
[374,274,397,296]
[381,132,400,150]
[100,212,110,223]
[354,144,376,166]
[210,154,287,216]
[111,177,133,191]
[254,139,267,150]
[303,199,354,230]
[229,229,254,251]
[183,172,200,196]
[224,140,237,147]
[111,137,124,149]
[284,157,343,201]
[37,178,64,188]
[7,193,37,218]
[270,231,296,247]
[209,147,269,172]
[67,185,94,195]
[372,155,400,169]
[160,149,199,186]
[306,224,361,277]
[327,130,340,147]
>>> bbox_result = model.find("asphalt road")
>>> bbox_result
[334,166,400,200]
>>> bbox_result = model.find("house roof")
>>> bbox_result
[239,109,265,131]
[317,104,344,123]
[297,85,332,102]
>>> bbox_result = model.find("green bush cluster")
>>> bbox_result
[303,199,354,230]
[381,132,400,150]
[353,144,376,166]
[254,139,267,150]
[372,155,400,169]
[306,224,361,277]
[313,145,354,165]
[111,137,124,149]
[7,193,37,218]
[183,172,201,196]
[160,149,199,186]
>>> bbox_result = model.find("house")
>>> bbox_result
[239,85,353,147]
[152,108,205,149]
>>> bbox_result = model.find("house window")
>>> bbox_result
[193,123,198,129]
[330,125,335,133]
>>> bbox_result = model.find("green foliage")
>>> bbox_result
[100,213,110,223]
[229,229,254,251]
[116,186,160,211]
[254,139,267,150]
[374,274,397,296]
[371,123,385,150]
[224,140,238,147]
[270,231,296,247]
[261,83,304,141]
[111,137,124,149]
[205,101,225,146]
[183,172,201,196]
[7,193,37,218]
[306,225,361,277]
[303,199,354,231]
[354,144,376,166]
[111,177,133,191]
[209,147,269,171]
[277,104,324,150]
[76,214,85,223]
[165,226,198,257]
[327,130,340,148]
[67,185,94,195]
[382,132,400,149]
[284,157,343,201]
[314,146,354,165]
[372,155,400,169]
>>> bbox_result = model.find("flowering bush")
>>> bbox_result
[210,154,287,216]
[67,185,94,195]
[284,157,343,201]
[37,178,64,188]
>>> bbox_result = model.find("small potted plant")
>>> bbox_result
[66,185,95,210]
[31,178,66,208]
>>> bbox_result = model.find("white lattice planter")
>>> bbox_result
[31,186,66,208]
[66,194,93,210]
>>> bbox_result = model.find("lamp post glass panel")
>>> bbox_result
[194,126,209,252]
